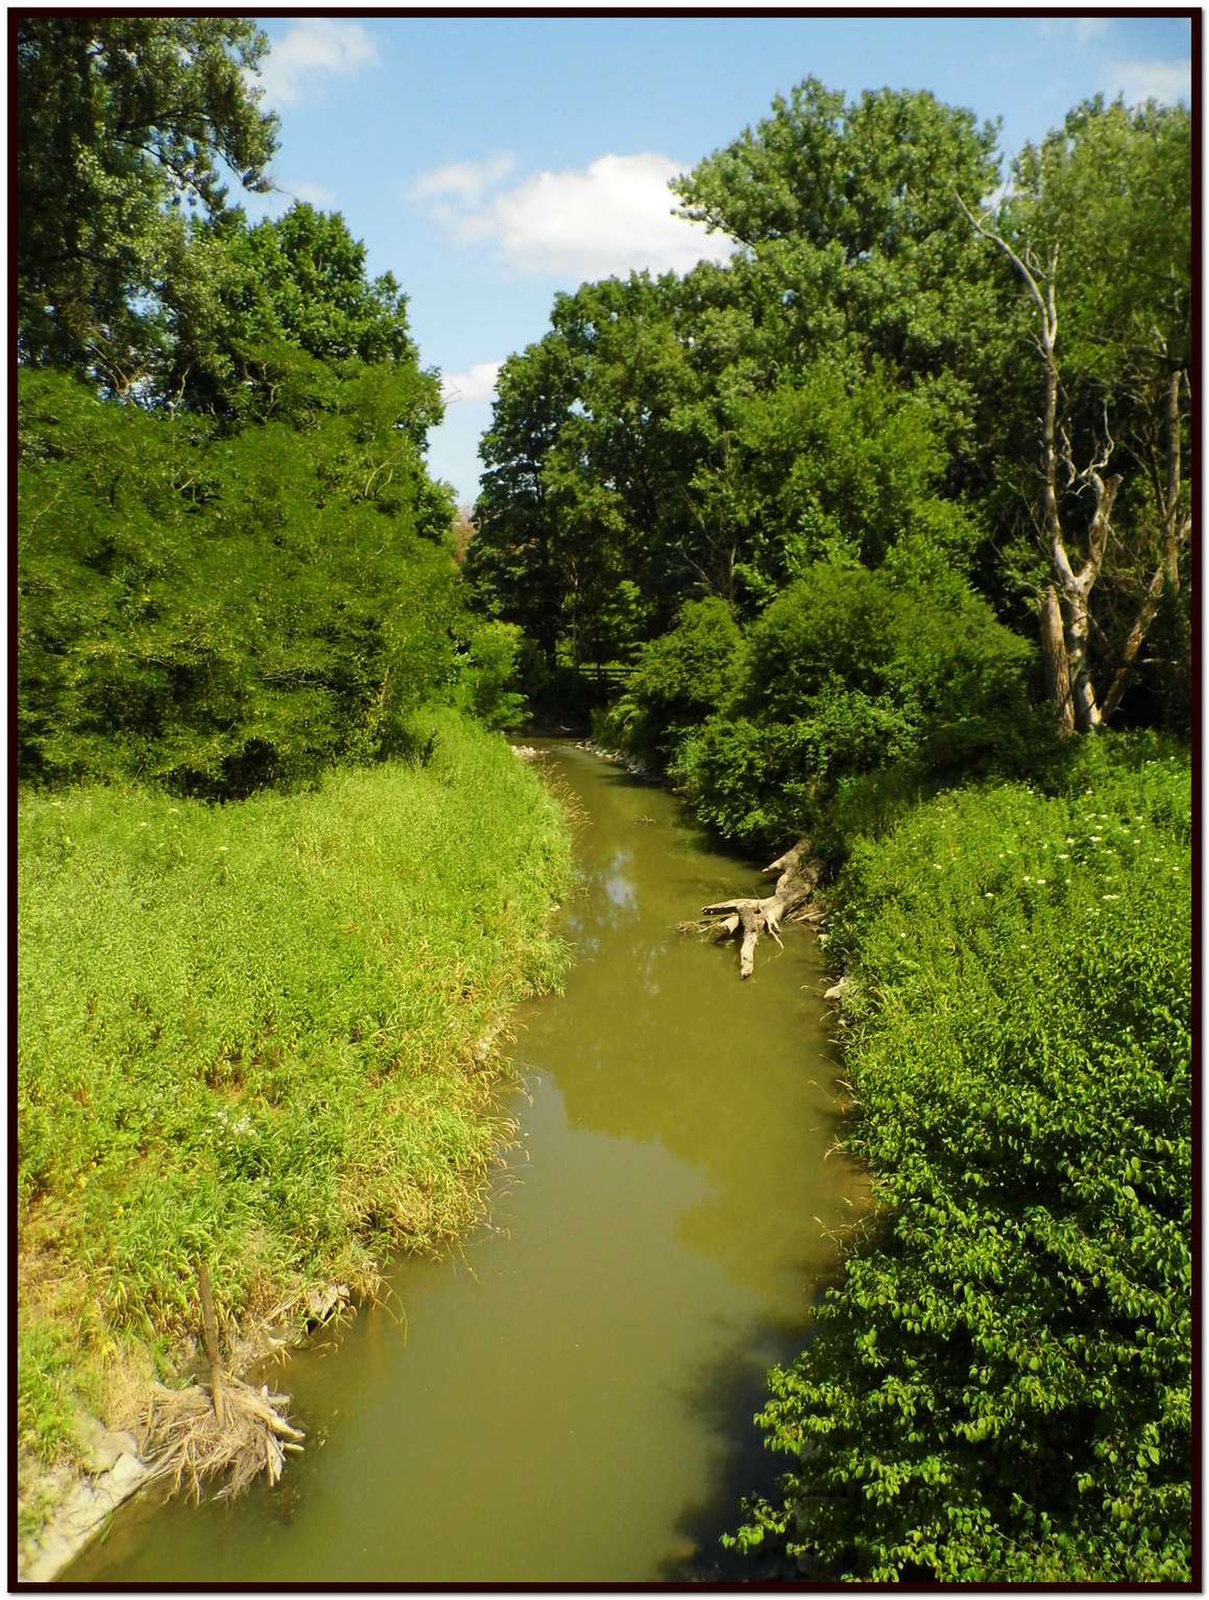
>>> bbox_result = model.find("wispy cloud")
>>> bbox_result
[410,151,732,281]
[281,180,337,209]
[255,20,377,109]
[1104,56,1192,106]
[440,361,504,404]
[1038,17,1111,46]
[408,153,517,206]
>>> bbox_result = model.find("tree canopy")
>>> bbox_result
[15,15,510,799]
[17,15,279,385]
[465,79,1190,743]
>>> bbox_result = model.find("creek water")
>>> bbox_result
[64,744,863,1585]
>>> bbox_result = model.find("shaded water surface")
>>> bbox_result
[65,745,863,1584]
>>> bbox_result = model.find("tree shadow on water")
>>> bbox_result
[656,1308,822,1584]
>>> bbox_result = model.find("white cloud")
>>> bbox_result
[411,151,733,281]
[408,153,517,206]
[1105,56,1192,106]
[255,20,377,109]
[440,361,503,404]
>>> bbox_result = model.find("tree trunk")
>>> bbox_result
[1164,368,1182,593]
[197,1262,226,1428]
[1101,508,1191,722]
[1064,587,1102,732]
[1039,585,1074,734]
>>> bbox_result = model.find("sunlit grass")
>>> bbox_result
[17,709,572,1464]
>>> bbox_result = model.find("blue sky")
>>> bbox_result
[244,11,1193,505]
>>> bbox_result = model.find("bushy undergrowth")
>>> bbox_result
[730,742,1191,1581]
[17,710,572,1465]
[17,369,523,798]
[596,597,741,763]
[602,561,1046,852]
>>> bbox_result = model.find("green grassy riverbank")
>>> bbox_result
[18,711,573,1518]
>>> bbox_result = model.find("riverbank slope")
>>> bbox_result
[729,740,1192,1582]
[17,709,573,1572]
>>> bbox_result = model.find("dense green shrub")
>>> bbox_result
[740,563,1038,765]
[17,709,572,1458]
[596,596,740,761]
[730,746,1191,1581]
[665,563,1042,850]
[18,368,460,798]
[451,619,528,731]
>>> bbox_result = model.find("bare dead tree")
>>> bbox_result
[958,192,1189,731]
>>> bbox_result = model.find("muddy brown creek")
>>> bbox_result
[64,743,864,1584]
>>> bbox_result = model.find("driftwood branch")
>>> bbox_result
[691,839,822,979]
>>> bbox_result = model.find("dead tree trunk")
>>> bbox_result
[689,840,823,979]
[197,1262,226,1428]
[1039,585,1075,734]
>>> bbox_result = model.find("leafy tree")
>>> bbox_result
[162,204,423,420]
[465,332,580,663]
[672,79,1006,388]
[17,15,278,385]
[599,596,740,762]
[690,358,983,597]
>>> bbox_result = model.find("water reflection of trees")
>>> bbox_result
[531,772,864,1301]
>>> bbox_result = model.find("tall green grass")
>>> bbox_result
[18,709,572,1464]
[730,743,1191,1582]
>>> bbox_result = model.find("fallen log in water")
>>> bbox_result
[684,839,823,978]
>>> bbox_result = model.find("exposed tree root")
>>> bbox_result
[138,1260,305,1503]
[141,1375,304,1502]
[681,839,823,978]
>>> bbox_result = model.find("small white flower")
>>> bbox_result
[1023,875,1032,883]
[1102,894,1120,901]
[984,891,995,899]
[218,845,229,853]
[1035,879,1047,886]
[1056,853,1069,860]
